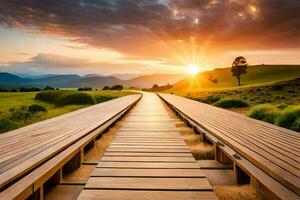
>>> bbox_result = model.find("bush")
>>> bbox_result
[35,90,69,103]
[78,87,92,91]
[55,93,96,107]
[248,104,279,124]
[277,106,300,132]
[19,87,41,92]
[44,86,55,91]
[28,104,47,113]
[276,103,288,110]
[102,86,110,90]
[272,84,284,91]
[214,99,249,108]
[0,118,17,133]
[110,85,123,90]
[197,95,221,104]
[9,106,32,121]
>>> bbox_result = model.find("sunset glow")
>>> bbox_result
[0,1,299,75]
[186,65,200,75]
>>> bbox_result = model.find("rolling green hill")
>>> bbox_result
[168,65,300,95]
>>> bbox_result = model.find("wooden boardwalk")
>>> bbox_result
[78,93,218,200]
[159,93,300,199]
[0,95,141,198]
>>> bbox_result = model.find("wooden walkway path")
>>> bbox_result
[159,93,300,200]
[0,94,141,197]
[78,93,218,200]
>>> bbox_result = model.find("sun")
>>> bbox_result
[186,64,200,75]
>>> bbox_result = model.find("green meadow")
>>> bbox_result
[165,65,300,132]
[0,90,136,133]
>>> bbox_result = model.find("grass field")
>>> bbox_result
[0,90,136,133]
[168,65,300,95]
[179,78,300,131]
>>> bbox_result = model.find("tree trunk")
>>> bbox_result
[237,77,241,86]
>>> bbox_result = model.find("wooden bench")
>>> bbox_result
[158,93,300,200]
[0,94,141,199]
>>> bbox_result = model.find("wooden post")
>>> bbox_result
[235,164,250,185]
[216,146,232,165]
[63,151,81,174]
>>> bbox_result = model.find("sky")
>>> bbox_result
[0,0,300,75]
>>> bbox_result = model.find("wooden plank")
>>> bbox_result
[108,145,189,150]
[197,160,233,169]
[101,156,195,162]
[97,162,199,169]
[0,94,141,190]
[78,190,218,200]
[110,142,186,146]
[159,93,300,196]
[106,147,190,153]
[91,168,205,177]
[85,177,212,190]
[104,152,193,157]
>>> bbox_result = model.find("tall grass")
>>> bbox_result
[214,99,249,108]
[248,104,300,132]
[277,106,300,132]
[178,125,215,159]
[248,104,279,124]
[190,143,215,160]
[35,90,96,106]
[55,93,96,107]
[0,118,17,133]
[214,185,265,200]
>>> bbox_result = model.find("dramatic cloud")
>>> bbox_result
[1,0,300,60]
[0,53,178,75]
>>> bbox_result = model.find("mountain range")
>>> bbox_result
[0,72,187,89]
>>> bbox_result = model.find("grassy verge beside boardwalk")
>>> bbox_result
[0,90,137,133]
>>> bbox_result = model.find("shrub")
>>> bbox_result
[35,90,69,103]
[44,86,55,91]
[272,84,284,91]
[277,106,300,132]
[102,86,110,90]
[19,87,41,92]
[0,88,9,92]
[276,103,288,110]
[0,118,17,133]
[248,104,279,124]
[197,95,221,104]
[28,104,47,113]
[214,99,249,108]
[55,93,96,107]
[9,106,32,121]
[78,87,92,91]
[110,85,123,90]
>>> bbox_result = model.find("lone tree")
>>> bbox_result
[231,56,248,86]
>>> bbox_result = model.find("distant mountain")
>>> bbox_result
[78,76,124,88]
[33,74,81,87]
[0,73,31,84]
[21,74,59,79]
[83,74,104,78]
[0,72,187,89]
[127,73,187,88]
[112,73,141,80]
